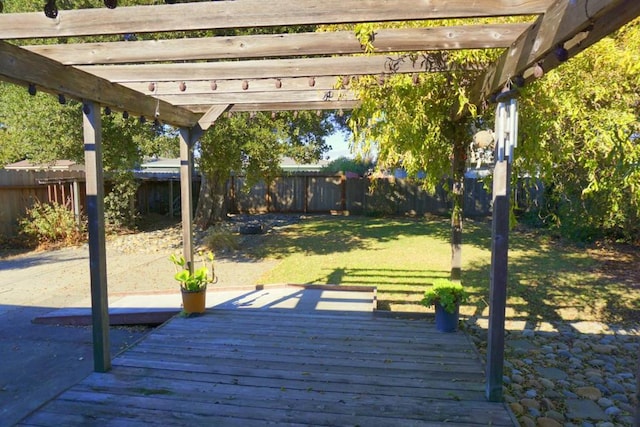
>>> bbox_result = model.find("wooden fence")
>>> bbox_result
[1,170,529,238]
[228,174,494,217]
[0,170,86,238]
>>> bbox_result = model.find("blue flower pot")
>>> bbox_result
[435,302,459,333]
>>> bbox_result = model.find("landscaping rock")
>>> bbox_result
[520,398,540,410]
[519,415,536,427]
[535,417,562,427]
[565,399,608,421]
[509,401,524,415]
[576,386,602,400]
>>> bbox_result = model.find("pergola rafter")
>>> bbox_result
[0,0,552,39]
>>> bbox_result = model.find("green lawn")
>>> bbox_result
[253,215,639,326]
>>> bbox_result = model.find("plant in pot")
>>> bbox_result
[170,250,216,315]
[421,279,468,332]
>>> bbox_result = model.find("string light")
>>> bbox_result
[122,111,129,120]
[511,75,525,88]
[28,84,37,96]
[44,0,58,18]
[533,63,544,79]
[104,106,112,115]
[554,44,569,62]
[103,0,117,9]
[82,103,91,115]
[58,94,66,105]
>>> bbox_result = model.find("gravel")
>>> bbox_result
[466,320,639,426]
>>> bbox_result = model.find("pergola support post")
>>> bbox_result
[179,126,203,271]
[83,101,111,373]
[486,97,517,401]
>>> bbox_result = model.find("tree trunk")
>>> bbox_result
[194,172,227,229]
[450,139,466,281]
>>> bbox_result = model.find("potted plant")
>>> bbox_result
[170,250,216,315]
[421,279,468,332]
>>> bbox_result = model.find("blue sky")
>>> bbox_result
[325,130,353,160]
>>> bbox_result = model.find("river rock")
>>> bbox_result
[566,399,607,420]
[509,402,524,415]
[520,398,540,410]
[575,386,602,400]
[535,417,562,427]
[544,410,565,421]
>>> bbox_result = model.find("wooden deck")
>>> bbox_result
[19,310,516,426]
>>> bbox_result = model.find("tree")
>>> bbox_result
[194,111,334,228]
[321,156,375,176]
[514,18,640,242]
[345,20,501,279]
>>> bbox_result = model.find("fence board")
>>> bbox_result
[0,170,85,238]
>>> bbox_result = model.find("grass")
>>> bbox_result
[254,215,640,327]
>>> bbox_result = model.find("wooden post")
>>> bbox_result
[486,96,517,401]
[179,128,195,273]
[83,101,111,373]
[486,159,510,401]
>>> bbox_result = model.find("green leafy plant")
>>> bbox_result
[170,251,216,292]
[19,201,85,247]
[421,279,468,314]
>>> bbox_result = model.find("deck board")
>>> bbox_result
[19,309,516,426]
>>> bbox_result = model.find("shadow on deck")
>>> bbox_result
[19,309,516,426]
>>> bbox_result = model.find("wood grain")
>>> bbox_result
[24,24,530,65]
[0,0,551,39]
[19,310,516,426]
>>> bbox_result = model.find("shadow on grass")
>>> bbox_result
[249,214,640,326]
[250,215,456,259]
[318,266,451,311]
[462,241,640,328]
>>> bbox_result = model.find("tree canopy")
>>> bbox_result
[343,18,640,243]
[194,111,335,227]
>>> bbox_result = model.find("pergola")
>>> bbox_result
[1,0,638,403]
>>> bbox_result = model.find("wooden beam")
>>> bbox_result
[198,105,231,131]
[469,0,640,105]
[82,101,111,374]
[157,90,357,106]
[121,77,346,95]
[79,54,475,82]
[23,24,530,65]
[185,100,360,114]
[0,0,552,39]
[0,41,200,128]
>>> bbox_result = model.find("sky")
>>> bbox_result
[325,130,353,160]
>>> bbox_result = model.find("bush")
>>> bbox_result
[104,171,139,232]
[19,201,85,248]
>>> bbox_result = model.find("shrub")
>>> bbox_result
[19,201,85,248]
[104,171,139,232]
